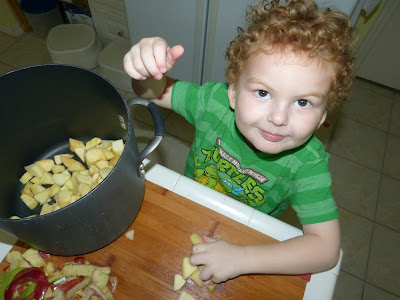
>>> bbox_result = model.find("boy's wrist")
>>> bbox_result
[131,76,167,100]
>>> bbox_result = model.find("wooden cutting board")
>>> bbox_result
[0,181,307,299]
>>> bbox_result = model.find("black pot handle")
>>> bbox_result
[126,97,165,177]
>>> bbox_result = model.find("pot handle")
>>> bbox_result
[126,97,165,177]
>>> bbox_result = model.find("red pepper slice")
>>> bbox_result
[4,268,49,300]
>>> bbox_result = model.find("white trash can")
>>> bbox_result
[47,24,103,69]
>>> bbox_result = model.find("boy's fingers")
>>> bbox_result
[202,234,216,243]
[123,52,146,80]
[153,39,169,74]
[166,45,184,69]
[199,266,213,281]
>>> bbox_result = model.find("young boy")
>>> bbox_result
[124,0,354,284]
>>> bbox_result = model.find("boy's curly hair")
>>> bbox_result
[225,0,355,111]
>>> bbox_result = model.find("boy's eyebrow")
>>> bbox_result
[247,77,325,99]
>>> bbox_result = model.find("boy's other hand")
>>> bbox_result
[123,37,184,81]
[190,234,245,283]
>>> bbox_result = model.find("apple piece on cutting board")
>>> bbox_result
[182,257,197,280]
[190,268,203,287]
[178,291,196,300]
[173,274,186,291]
[190,233,203,245]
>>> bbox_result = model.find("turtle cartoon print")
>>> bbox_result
[193,138,267,208]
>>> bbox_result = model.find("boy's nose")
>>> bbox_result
[267,104,289,126]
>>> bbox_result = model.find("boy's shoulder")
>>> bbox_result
[291,135,329,164]
[173,80,228,100]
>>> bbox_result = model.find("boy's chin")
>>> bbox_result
[245,138,284,154]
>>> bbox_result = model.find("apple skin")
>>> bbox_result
[4,267,50,300]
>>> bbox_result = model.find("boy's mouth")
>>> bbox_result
[258,129,285,142]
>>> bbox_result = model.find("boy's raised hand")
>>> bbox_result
[190,234,245,283]
[123,37,184,81]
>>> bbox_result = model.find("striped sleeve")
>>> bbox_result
[289,157,339,224]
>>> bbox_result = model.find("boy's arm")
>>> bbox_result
[191,218,340,283]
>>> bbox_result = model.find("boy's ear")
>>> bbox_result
[317,110,328,129]
[228,84,236,110]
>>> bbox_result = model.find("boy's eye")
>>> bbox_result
[294,99,311,108]
[257,90,271,99]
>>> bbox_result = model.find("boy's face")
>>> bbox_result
[228,51,331,154]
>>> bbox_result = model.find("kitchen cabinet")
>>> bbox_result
[124,0,357,85]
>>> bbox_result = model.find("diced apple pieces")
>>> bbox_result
[89,165,99,175]
[112,139,124,155]
[6,251,25,264]
[102,140,113,150]
[78,183,91,196]
[76,174,93,186]
[61,156,78,168]
[86,137,102,150]
[19,172,33,184]
[36,159,55,172]
[24,163,45,178]
[178,291,196,300]
[125,229,134,240]
[34,188,51,204]
[53,173,70,186]
[22,182,33,194]
[85,149,107,166]
[74,146,86,163]
[174,274,186,291]
[22,248,46,267]
[30,177,41,184]
[31,184,45,195]
[20,194,39,210]
[190,268,203,287]
[206,283,217,294]
[102,149,115,160]
[182,257,197,280]
[95,160,109,169]
[99,167,112,179]
[190,233,203,245]
[52,164,65,174]
[17,137,125,217]
[49,185,61,197]
[68,161,86,172]
[69,138,85,151]
[40,173,55,185]
[56,190,73,208]
[64,178,74,191]
[40,203,55,215]
[91,268,110,289]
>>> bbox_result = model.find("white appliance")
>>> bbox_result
[124,0,360,85]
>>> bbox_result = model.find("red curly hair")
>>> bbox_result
[225,0,355,111]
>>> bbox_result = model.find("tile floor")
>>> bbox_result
[1,32,399,300]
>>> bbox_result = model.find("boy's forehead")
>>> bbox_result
[245,46,335,80]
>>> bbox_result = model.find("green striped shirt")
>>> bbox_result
[171,81,339,225]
